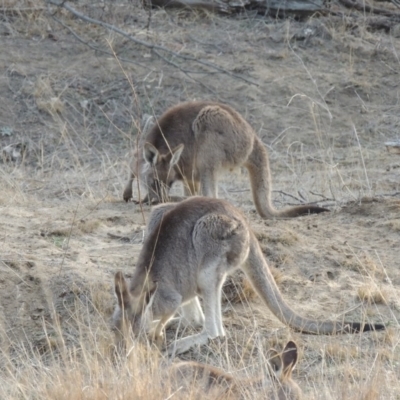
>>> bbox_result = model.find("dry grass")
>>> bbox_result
[380,219,400,232]
[357,284,388,305]
[78,219,102,234]
[255,228,300,246]
[0,301,398,400]
[341,253,382,277]
[324,342,359,363]
[0,1,399,399]
[0,330,168,400]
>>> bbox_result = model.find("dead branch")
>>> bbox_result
[150,0,326,15]
[149,0,230,13]
[149,0,400,22]
[336,0,400,18]
[363,15,400,31]
[46,0,258,87]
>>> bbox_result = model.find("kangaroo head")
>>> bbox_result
[131,115,157,180]
[141,142,184,202]
[267,341,302,400]
[112,271,157,350]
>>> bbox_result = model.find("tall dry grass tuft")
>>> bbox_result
[357,284,388,305]
[1,312,396,400]
[0,304,296,400]
[0,333,169,400]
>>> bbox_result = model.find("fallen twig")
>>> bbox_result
[273,190,307,203]
[309,191,336,202]
[107,233,132,242]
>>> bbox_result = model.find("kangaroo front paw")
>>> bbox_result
[123,191,132,202]
[167,340,193,356]
[133,197,159,206]
[167,332,209,356]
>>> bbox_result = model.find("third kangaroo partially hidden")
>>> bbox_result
[123,101,328,218]
[171,341,302,400]
[112,197,384,356]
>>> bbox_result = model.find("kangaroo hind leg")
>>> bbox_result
[198,266,226,339]
[167,275,222,356]
[167,213,249,356]
[181,297,205,328]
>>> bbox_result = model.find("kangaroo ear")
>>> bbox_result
[114,271,132,310]
[169,144,184,167]
[267,348,283,375]
[143,142,159,165]
[142,115,155,136]
[282,341,298,376]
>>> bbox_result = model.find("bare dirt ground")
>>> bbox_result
[1,1,400,398]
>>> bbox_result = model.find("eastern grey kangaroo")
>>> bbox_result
[170,341,302,400]
[112,197,384,355]
[123,101,328,218]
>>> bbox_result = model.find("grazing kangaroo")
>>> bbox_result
[112,197,384,356]
[123,101,328,218]
[170,341,302,400]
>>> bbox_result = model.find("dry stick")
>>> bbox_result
[105,41,147,224]
[309,190,335,202]
[58,202,80,275]
[144,0,152,30]
[274,190,305,203]
[381,191,400,197]
[107,232,133,242]
[0,7,46,13]
[164,387,183,400]
[352,124,371,194]
[46,0,258,87]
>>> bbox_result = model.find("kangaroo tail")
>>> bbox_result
[246,138,329,219]
[275,204,330,218]
[243,233,385,334]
